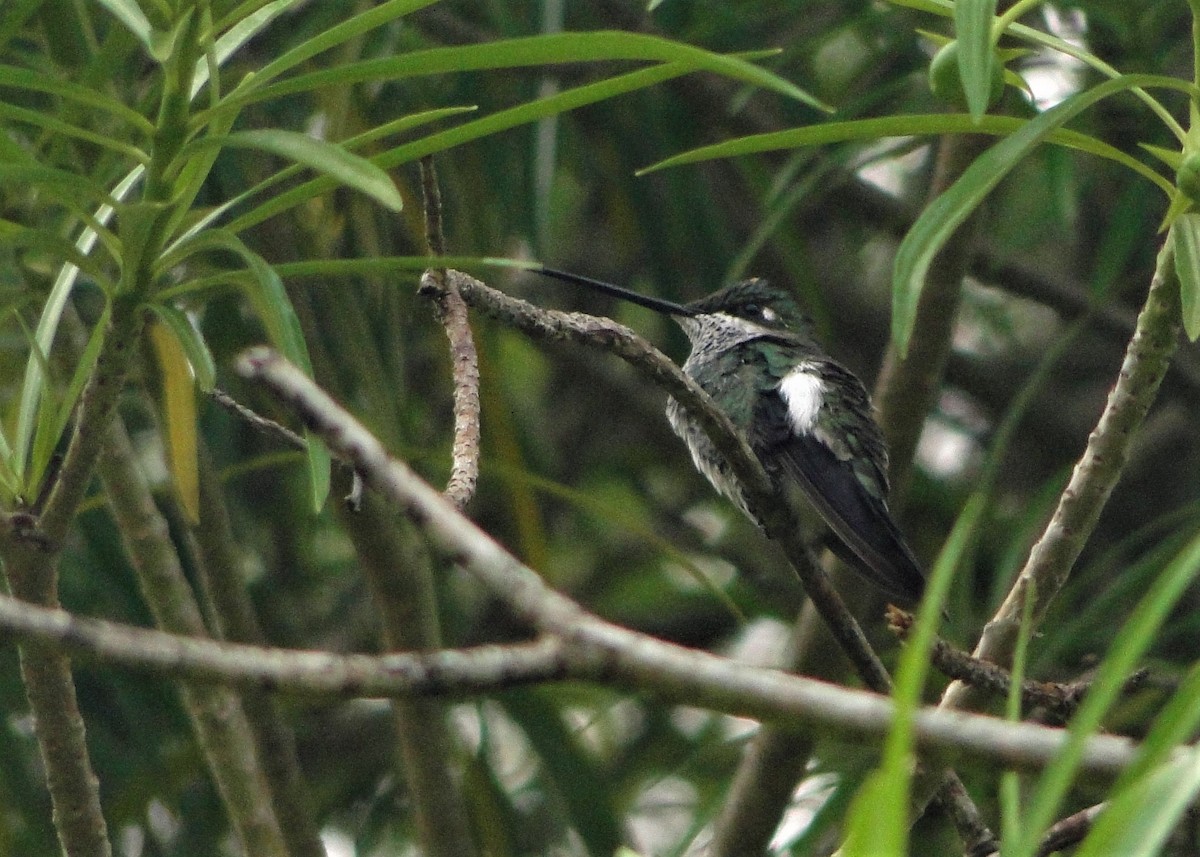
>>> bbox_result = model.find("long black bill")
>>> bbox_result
[537,267,695,317]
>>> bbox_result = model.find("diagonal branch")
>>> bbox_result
[944,239,1182,708]
[225,346,1162,785]
[447,270,893,691]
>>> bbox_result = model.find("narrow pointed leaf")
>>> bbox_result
[0,163,121,209]
[166,229,329,509]
[235,32,828,114]
[955,0,998,120]
[149,304,216,392]
[842,770,909,857]
[1011,530,1200,857]
[93,0,153,49]
[22,295,111,498]
[174,107,473,243]
[191,0,302,99]
[0,64,154,133]
[893,74,1187,356]
[1076,754,1200,857]
[226,61,705,232]
[13,165,143,487]
[0,103,148,161]
[248,0,443,89]
[0,220,115,287]
[149,320,201,522]
[210,130,404,211]
[638,114,1173,195]
[1172,213,1200,340]
[1141,142,1184,171]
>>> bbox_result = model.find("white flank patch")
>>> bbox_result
[779,365,825,433]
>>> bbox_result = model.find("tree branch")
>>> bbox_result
[0,588,1155,780]
[417,157,481,511]
[945,239,1182,704]
[448,270,893,692]
[890,607,1150,723]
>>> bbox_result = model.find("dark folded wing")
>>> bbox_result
[754,381,926,604]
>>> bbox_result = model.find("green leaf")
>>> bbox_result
[890,0,1192,141]
[0,64,154,134]
[0,162,123,209]
[1172,213,1200,340]
[191,0,303,99]
[226,61,705,233]
[1141,142,1185,171]
[1113,661,1200,792]
[163,229,329,510]
[204,130,404,211]
[148,303,216,392]
[149,319,201,522]
[893,73,1192,357]
[638,114,1173,197]
[1075,754,1200,857]
[92,0,153,51]
[12,165,144,489]
[955,0,999,120]
[1010,529,1200,857]
[174,107,473,242]
[0,102,149,162]
[230,32,829,115]
[842,770,909,857]
[27,301,110,499]
[849,493,987,855]
[245,0,443,91]
[0,220,115,289]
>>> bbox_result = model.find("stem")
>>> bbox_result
[337,487,480,857]
[97,416,288,857]
[192,444,325,857]
[919,238,1182,826]
[1192,0,1200,103]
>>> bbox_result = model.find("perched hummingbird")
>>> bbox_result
[538,267,926,605]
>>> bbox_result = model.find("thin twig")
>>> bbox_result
[1034,802,1108,857]
[210,387,306,450]
[889,608,1151,722]
[417,158,481,511]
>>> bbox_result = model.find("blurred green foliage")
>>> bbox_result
[3,0,1200,854]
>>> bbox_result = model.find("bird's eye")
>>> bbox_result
[744,303,761,316]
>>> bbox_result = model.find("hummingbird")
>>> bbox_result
[537,267,926,605]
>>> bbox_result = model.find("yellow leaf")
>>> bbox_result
[149,319,200,523]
